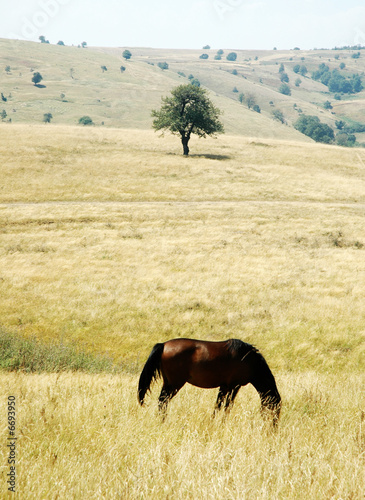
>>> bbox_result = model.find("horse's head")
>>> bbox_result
[260,390,281,428]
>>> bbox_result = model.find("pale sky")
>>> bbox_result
[2,0,365,50]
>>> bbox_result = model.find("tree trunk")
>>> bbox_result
[181,136,190,156]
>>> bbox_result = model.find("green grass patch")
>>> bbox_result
[0,328,122,373]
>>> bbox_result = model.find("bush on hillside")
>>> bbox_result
[78,116,94,126]
[226,52,237,61]
[294,115,335,143]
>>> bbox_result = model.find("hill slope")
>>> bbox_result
[1,39,365,140]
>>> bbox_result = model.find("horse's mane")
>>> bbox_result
[227,338,277,390]
[227,338,258,357]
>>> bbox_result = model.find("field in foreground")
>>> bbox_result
[0,124,364,498]
[0,372,364,499]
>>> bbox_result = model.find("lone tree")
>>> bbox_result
[123,49,132,60]
[151,84,224,156]
[43,113,53,123]
[32,72,43,86]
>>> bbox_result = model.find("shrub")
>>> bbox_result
[200,54,209,59]
[279,83,291,95]
[157,62,169,70]
[272,109,285,124]
[78,116,94,126]
[226,52,237,61]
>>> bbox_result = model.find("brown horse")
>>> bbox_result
[138,338,281,427]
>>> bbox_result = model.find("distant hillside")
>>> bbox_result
[1,39,365,141]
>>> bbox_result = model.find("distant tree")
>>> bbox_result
[226,52,237,61]
[32,72,43,86]
[200,54,209,59]
[279,63,285,73]
[293,64,301,74]
[299,65,308,76]
[120,66,126,72]
[60,93,66,101]
[295,78,302,87]
[280,72,289,83]
[279,83,291,95]
[188,74,194,80]
[272,109,285,124]
[238,93,244,104]
[157,62,169,70]
[232,69,238,75]
[151,84,224,156]
[123,49,132,60]
[214,54,222,60]
[351,52,360,59]
[323,100,332,110]
[336,132,356,147]
[335,120,345,130]
[1,110,7,121]
[43,113,53,123]
[253,104,261,113]
[57,41,65,46]
[203,45,210,50]
[246,93,256,109]
[339,62,346,70]
[217,49,224,55]
[294,115,334,143]
[1,93,7,102]
[5,65,11,73]
[81,41,87,48]
[101,65,108,72]
[232,86,238,93]
[39,35,49,44]
[190,78,201,87]
[78,116,94,126]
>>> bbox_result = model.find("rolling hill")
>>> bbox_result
[1,38,365,141]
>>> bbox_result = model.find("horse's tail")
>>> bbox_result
[138,343,164,406]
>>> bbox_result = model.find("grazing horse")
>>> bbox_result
[138,338,281,427]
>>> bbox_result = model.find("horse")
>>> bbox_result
[138,338,281,427]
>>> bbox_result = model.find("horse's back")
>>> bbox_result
[160,338,251,389]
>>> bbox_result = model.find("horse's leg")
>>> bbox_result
[158,384,181,421]
[214,386,228,416]
[224,385,241,413]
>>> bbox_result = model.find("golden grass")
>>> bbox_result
[0,124,364,497]
[0,372,364,499]
[1,125,365,372]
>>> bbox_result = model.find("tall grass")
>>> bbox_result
[0,125,364,498]
[0,372,363,499]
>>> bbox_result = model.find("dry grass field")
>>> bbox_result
[0,372,364,499]
[0,123,364,498]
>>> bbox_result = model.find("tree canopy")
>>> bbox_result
[151,84,224,155]
[294,115,335,144]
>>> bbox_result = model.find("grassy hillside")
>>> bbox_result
[0,124,364,372]
[0,124,364,498]
[1,39,365,140]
